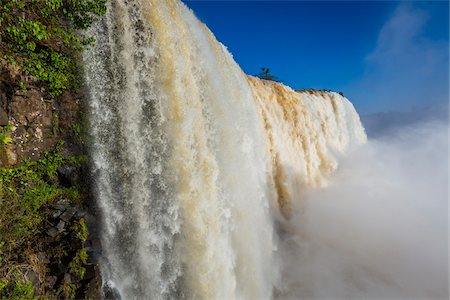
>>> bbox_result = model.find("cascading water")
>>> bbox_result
[83,0,366,299]
[248,77,366,218]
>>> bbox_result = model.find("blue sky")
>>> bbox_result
[182,1,449,114]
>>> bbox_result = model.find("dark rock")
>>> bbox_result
[46,227,59,237]
[56,221,65,232]
[10,88,44,124]
[57,165,79,187]
[60,206,77,222]
[49,263,59,277]
[0,62,98,298]
[103,281,122,300]
[46,276,57,289]
[74,209,87,219]
[37,252,50,264]
[53,199,69,210]
[85,275,101,300]
[86,238,102,253]
[0,61,82,167]
[84,264,97,280]
[86,249,98,264]
[25,270,40,286]
[69,236,82,250]
[52,209,65,219]
[64,273,72,285]
[58,262,68,274]
[0,109,8,126]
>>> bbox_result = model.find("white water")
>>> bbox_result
[248,77,366,219]
[82,0,447,299]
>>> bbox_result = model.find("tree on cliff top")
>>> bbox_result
[256,67,281,82]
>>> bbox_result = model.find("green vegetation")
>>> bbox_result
[18,80,26,91]
[0,142,79,246]
[52,110,59,135]
[0,1,101,297]
[256,67,281,82]
[72,111,89,146]
[72,218,89,242]
[0,125,12,145]
[69,248,87,279]
[0,142,88,299]
[0,0,107,96]
[58,280,77,299]
[296,88,345,97]
[0,277,38,300]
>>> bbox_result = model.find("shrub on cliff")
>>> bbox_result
[255,67,281,82]
[0,143,92,299]
[0,0,107,96]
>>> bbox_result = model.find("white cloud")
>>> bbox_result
[347,3,449,114]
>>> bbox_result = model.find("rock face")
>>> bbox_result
[0,61,83,166]
[0,61,102,298]
[41,198,102,299]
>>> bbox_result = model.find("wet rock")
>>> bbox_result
[74,209,86,219]
[85,275,101,300]
[57,165,79,187]
[10,89,43,125]
[52,209,65,219]
[86,238,102,254]
[53,199,69,211]
[60,206,77,222]
[86,250,99,265]
[84,264,97,280]
[46,227,59,237]
[103,282,122,300]
[56,221,65,232]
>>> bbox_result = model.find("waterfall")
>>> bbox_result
[248,77,366,218]
[83,0,366,299]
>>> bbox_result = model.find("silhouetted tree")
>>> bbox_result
[256,67,281,82]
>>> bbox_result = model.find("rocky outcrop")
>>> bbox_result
[0,61,103,299]
[30,198,102,299]
[0,61,84,166]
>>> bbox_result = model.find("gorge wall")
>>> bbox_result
[0,58,102,298]
[0,61,83,167]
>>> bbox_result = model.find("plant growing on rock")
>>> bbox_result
[0,142,92,299]
[0,125,12,145]
[0,0,107,96]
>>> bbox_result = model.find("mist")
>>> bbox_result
[275,120,448,299]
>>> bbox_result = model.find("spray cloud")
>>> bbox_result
[275,120,448,299]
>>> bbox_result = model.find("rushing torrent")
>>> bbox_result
[83,0,366,299]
